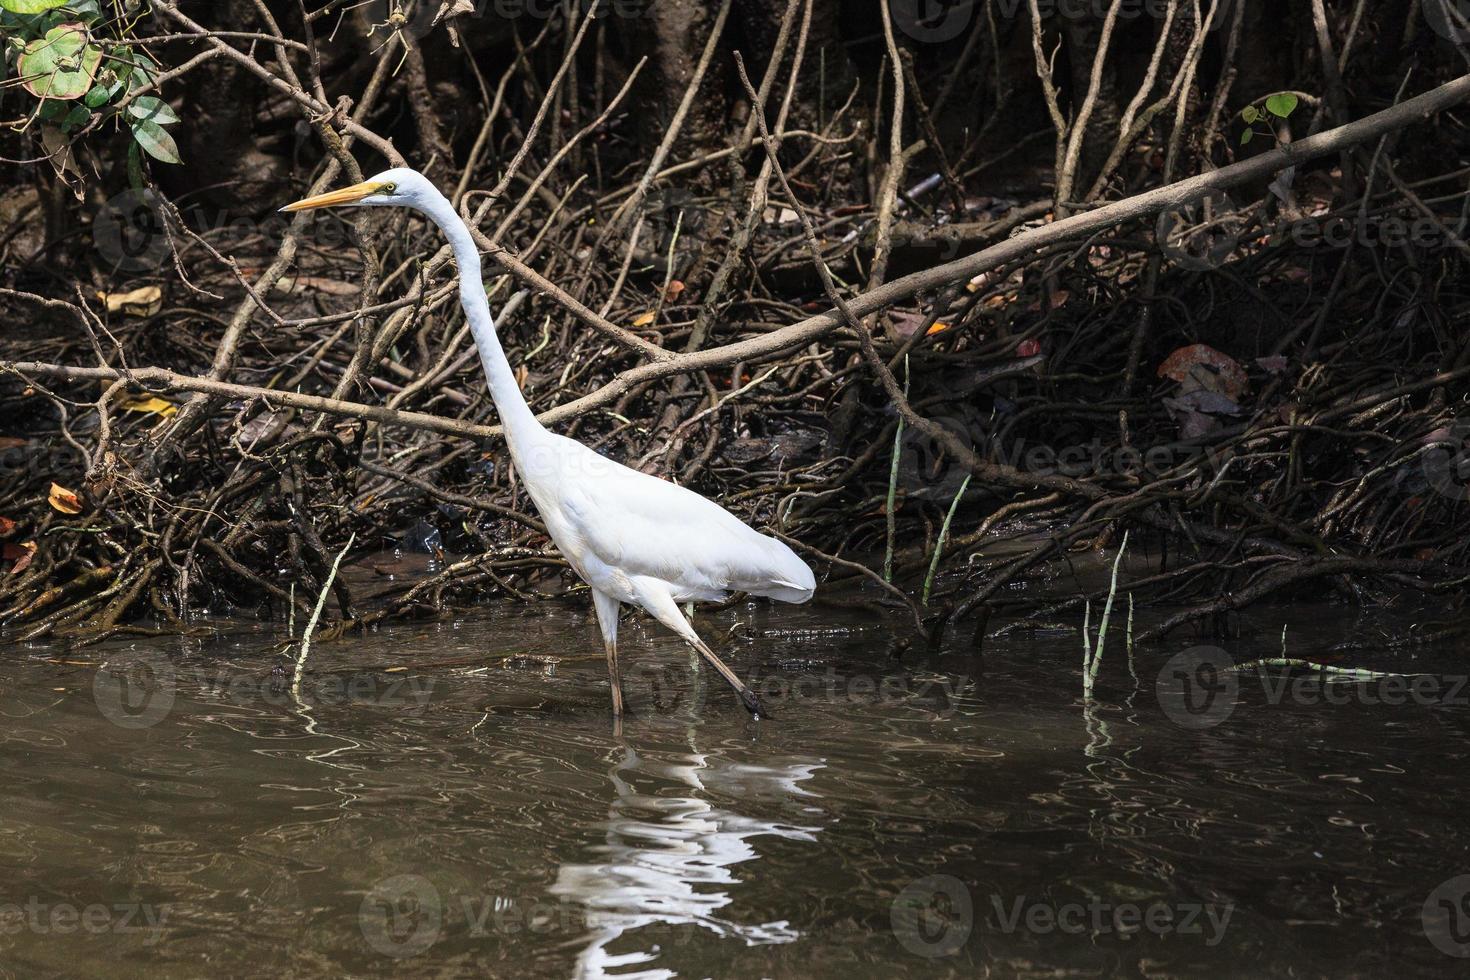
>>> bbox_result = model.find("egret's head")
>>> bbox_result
[279,167,434,213]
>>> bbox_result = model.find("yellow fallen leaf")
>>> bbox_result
[925,322,952,336]
[97,285,162,317]
[631,311,656,328]
[48,484,83,515]
[119,395,177,417]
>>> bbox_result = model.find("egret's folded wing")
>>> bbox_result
[559,454,814,600]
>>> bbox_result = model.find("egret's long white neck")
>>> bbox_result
[413,189,545,454]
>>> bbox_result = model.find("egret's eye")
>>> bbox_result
[381,182,397,194]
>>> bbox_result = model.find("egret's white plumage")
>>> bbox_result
[283,168,815,717]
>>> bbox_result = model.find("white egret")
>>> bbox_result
[282,169,815,718]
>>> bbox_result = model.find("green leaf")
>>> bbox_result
[59,102,89,131]
[82,69,125,108]
[130,117,181,164]
[1240,105,1259,124]
[1265,92,1299,118]
[62,0,101,21]
[125,51,155,90]
[17,23,101,100]
[126,139,144,189]
[1239,128,1254,145]
[127,95,179,125]
[0,1,70,13]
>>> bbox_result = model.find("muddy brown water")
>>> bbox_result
[2,598,1469,978]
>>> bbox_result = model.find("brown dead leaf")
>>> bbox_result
[48,483,83,515]
[4,540,36,575]
[1157,344,1249,399]
[1162,389,1242,439]
[631,311,656,328]
[97,285,162,317]
[0,437,26,450]
[0,516,15,536]
[1025,289,1070,313]
[663,280,686,303]
[236,409,297,446]
[41,126,81,182]
[889,312,954,339]
[889,311,929,337]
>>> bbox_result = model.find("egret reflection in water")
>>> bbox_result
[550,745,826,979]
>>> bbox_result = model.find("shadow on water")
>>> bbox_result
[2,598,1470,977]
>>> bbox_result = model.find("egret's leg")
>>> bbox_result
[592,589,624,717]
[637,584,767,718]
[684,604,700,674]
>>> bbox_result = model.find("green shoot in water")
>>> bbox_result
[1083,530,1129,699]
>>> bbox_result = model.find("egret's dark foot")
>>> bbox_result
[740,688,771,719]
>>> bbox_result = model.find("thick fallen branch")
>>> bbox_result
[0,361,503,442]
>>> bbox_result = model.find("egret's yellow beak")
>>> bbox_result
[279,180,389,212]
